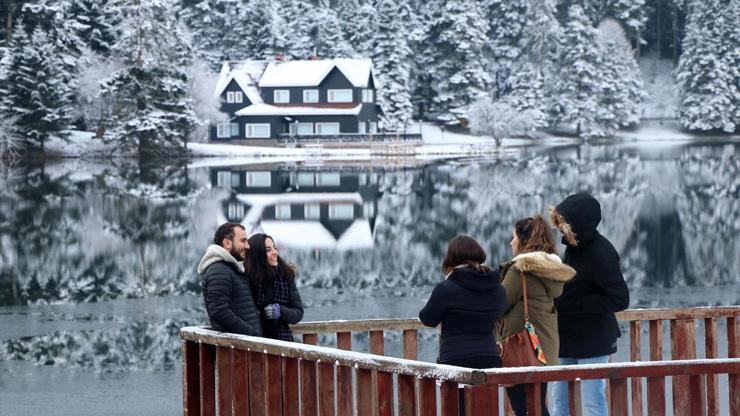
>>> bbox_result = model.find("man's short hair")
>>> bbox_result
[213,222,246,247]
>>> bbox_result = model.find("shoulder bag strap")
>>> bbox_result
[521,272,529,321]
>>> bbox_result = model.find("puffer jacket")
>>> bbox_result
[553,193,630,358]
[497,251,576,366]
[198,245,262,336]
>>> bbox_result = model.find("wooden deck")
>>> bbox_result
[181,306,739,415]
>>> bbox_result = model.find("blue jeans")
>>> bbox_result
[551,355,610,416]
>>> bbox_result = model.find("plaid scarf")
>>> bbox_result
[255,270,294,342]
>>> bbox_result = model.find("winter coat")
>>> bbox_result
[553,193,630,358]
[197,245,262,336]
[253,270,304,342]
[419,266,507,363]
[496,252,576,366]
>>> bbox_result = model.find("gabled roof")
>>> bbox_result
[213,60,268,103]
[257,58,378,88]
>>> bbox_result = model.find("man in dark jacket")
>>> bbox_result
[197,223,262,336]
[549,193,629,416]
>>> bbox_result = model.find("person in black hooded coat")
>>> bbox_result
[419,235,507,415]
[549,193,629,416]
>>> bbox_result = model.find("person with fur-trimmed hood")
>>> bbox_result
[498,215,576,416]
[549,193,629,416]
[197,223,262,336]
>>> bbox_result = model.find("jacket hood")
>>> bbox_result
[448,266,501,292]
[512,251,576,283]
[555,193,601,245]
[197,244,244,276]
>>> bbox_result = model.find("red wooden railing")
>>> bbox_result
[181,306,740,415]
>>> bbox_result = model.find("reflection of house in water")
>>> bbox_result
[210,168,381,250]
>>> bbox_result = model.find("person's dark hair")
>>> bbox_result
[441,235,491,275]
[245,233,296,285]
[213,222,246,247]
[515,215,556,254]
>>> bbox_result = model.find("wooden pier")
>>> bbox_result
[181,306,739,415]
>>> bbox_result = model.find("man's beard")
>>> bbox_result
[230,247,244,261]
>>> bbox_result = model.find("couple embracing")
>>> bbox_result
[419,193,630,416]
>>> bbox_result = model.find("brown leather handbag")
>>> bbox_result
[499,273,547,367]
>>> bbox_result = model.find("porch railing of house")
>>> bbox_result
[277,132,423,145]
[181,306,739,416]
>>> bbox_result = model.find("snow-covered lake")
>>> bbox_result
[1,140,738,415]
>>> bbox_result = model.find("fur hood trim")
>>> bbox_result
[512,251,576,283]
[197,244,244,275]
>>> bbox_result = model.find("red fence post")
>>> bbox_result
[629,321,643,416]
[419,378,437,416]
[265,354,283,415]
[318,361,335,416]
[648,320,666,416]
[300,359,318,416]
[608,378,628,416]
[199,343,216,416]
[377,371,393,416]
[183,340,201,416]
[303,333,318,345]
[525,383,541,416]
[370,330,384,356]
[568,380,582,416]
[216,347,233,416]
[335,332,352,416]
[728,317,739,415]
[403,330,417,360]
[671,319,697,416]
[397,374,417,416]
[281,356,299,416]
[356,368,376,416]
[248,351,266,416]
[440,381,460,416]
[464,385,491,416]
[704,317,719,416]
[232,349,249,416]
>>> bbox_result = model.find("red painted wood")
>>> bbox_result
[199,343,216,416]
[183,341,201,416]
[648,319,665,416]
[336,332,351,351]
[281,357,299,416]
[265,354,283,415]
[464,385,488,416]
[336,364,353,416]
[377,371,392,416]
[728,317,739,416]
[216,347,233,416]
[649,319,664,361]
[419,378,437,416]
[403,330,417,360]
[486,385,500,416]
[356,368,375,416]
[689,375,707,416]
[440,381,459,416]
[397,374,416,416]
[248,351,266,416]
[630,321,643,416]
[370,330,384,355]
[231,350,249,416]
[608,378,628,416]
[568,380,582,416]
[525,383,542,416]
[318,361,335,416]
[304,333,318,345]
[671,319,696,415]
[300,359,318,416]
[704,318,719,416]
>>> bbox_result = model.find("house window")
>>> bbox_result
[327,89,352,103]
[230,123,239,137]
[328,203,354,220]
[228,202,245,220]
[275,204,291,219]
[226,91,235,103]
[297,173,315,187]
[246,124,270,138]
[369,122,377,134]
[363,201,375,217]
[304,203,321,220]
[303,89,319,103]
[358,121,366,134]
[362,89,373,103]
[234,92,243,103]
[245,171,271,187]
[316,172,340,186]
[274,90,290,103]
[296,123,314,136]
[216,171,231,187]
[216,123,231,138]
[231,172,240,188]
[315,122,340,135]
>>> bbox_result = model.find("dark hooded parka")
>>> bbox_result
[497,252,576,366]
[553,193,630,358]
[419,266,507,363]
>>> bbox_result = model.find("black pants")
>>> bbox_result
[438,354,502,416]
[506,383,549,416]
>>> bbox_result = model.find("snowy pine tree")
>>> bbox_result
[178,0,229,67]
[68,0,118,56]
[277,0,314,59]
[676,0,736,132]
[372,0,413,131]
[0,25,72,152]
[721,0,739,129]
[480,0,528,97]
[101,0,197,156]
[425,0,492,124]
[340,0,377,58]
[233,0,288,60]
[310,5,354,58]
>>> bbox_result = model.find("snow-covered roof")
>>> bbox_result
[259,219,374,250]
[258,58,378,88]
[235,103,363,117]
[214,60,268,103]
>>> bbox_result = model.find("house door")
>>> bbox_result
[358,121,366,134]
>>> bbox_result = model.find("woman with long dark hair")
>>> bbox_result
[498,216,576,415]
[244,233,304,342]
[419,235,507,413]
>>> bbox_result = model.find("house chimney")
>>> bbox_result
[310,47,319,60]
[275,54,284,62]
